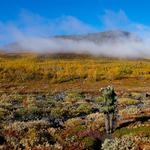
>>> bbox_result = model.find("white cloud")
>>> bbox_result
[101,10,130,30]
[0,10,97,45]
[101,9,150,37]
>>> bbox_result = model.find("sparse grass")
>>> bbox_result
[113,127,150,138]
[118,98,140,105]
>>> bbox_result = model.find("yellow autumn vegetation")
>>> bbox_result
[1,53,150,83]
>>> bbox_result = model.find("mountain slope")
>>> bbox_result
[54,30,139,43]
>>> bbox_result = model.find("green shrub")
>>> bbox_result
[14,107,43,120]
[75,103,92,115]
[82,136,97,149]
[95,96,104,103]
[64,91,84,102]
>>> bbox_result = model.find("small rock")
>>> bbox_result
[53,92,66,101]
[36,95,46,101]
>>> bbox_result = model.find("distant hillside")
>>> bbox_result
[2,30,140,52]
[54,30,140,43]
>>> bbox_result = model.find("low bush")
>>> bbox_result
[75,103,92,116]
[118,98,140,105]
[102,135,150,150]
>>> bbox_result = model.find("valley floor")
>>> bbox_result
[0,53,150,149]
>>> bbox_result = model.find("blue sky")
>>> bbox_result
[1,0,150,26]
[1,0,150,45]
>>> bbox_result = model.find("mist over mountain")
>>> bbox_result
[5,30,139,50]
[3,30,145,58]
[4,30,141,56]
